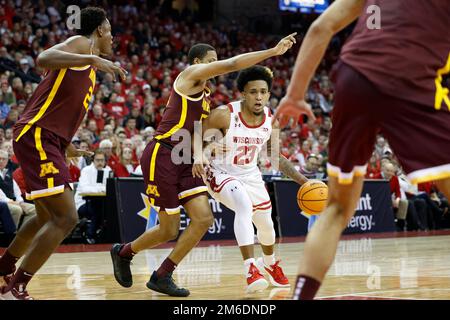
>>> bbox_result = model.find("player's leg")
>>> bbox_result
[244,178,289,288]
[293,62,381,299]
[145,194,212,297]
[168,194,213,263]
[1,188,78,299]
[111,141,182,288]
[208,176,268,292]
[293,175,365,299]
[0,201,51,278]
[2,127,76,299]
[130,211,180,252]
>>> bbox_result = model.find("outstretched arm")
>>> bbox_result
[37,36,127,80]
[185,33,297,83]
[36,39,96,70]
[274,0,365,127]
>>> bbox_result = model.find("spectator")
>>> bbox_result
[18,58,40,83]
[398,172,428,231]
[126,106,145,130]
[1,140,18,172]
[0,150,36,230]
[74,150,112,244]
[0,202,16,243]
[12,166,26,200]
[293,140,311,169]
[77,140,93,170]
[124,117,139,138]
[380,161,408,231]
[88,103,106,134]
[1,82,16,106]
[100,139,120,170]
[300,154,326,180]
[366,152,382,179]
[110,147,136,177]
[0,93,11,123]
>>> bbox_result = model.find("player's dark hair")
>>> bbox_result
[78,7,107,36]
[236,65,273,92]
[188,43,216,64]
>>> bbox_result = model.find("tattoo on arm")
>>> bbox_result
[279,155,308,185]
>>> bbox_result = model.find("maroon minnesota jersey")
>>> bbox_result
[14,65,96,144]
[154,76,211,146]
[340,0,450,110]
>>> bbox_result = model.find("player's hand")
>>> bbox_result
[272,33,297,56]
[192,162,207,179]
[273,96,315,129]
[67,149,94,158]
[192,148,212,179]
[92,56,127,81]
[66,143,94,158]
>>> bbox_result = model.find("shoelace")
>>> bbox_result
[249,264,263,278]
[269,260,286,279]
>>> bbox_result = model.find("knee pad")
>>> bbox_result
[252,209,275,246]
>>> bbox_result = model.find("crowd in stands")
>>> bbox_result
[0,1,448,243]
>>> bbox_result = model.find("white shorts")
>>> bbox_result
[204,167,272,212]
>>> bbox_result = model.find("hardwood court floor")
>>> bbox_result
[3,231,450,300]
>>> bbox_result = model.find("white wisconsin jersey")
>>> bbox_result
[210,100,272,177]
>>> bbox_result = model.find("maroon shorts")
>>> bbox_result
[13,126,70,200]
[328,61,450,185]
[140,140,208,214]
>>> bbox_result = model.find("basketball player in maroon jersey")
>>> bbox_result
[274,0,450,299]
[111,34,297,297]
[0,7,126,300]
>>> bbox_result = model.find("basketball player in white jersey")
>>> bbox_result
[194,66,308,292]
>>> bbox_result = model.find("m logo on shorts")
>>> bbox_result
[146,184,160,197]
[39,162,59,177]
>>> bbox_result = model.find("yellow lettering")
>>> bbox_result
[201,99,210,121]
[83,69,97,111]
[146,184,160,197]
[39,162,60,177]
[435,53,450,111]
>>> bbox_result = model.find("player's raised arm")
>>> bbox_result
[185,33,297,82]
[37,39,127,81]
[36,39,96,70]
[37,10,127,81]
[275,0,365,127]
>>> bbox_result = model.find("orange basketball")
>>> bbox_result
[297,180,328,215]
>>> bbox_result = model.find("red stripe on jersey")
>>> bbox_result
[214,177,237,193]
[227,103,233,113]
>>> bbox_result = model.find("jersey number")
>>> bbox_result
[233,145,257,165]
[83,68,97,111]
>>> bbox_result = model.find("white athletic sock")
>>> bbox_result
[263,253,275,267]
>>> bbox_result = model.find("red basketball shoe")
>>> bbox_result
[256,258,290,287]
[0,283,34,300]
[246,263,268,293]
